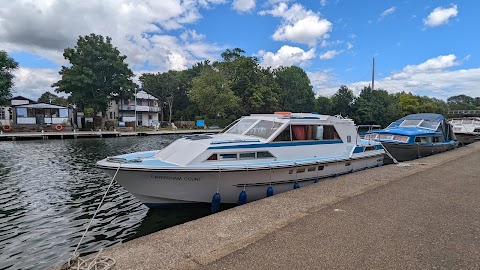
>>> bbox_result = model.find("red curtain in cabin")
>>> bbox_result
[292,125,306,140]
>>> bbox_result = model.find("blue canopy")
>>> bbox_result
[398,113,445,122]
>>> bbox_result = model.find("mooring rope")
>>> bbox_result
[62,163,121,270]
[379,143,399,164]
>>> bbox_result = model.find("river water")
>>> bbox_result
[0,135,217,270]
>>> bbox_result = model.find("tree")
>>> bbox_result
[274,66,315,112]
[399,93,419,115]
[52,34,136,119]
[0,50,19,105]
[330,85,355,117]
[353,87,402,127]
[38,91,68,106]
[190,69,240,118]
[447,94,476,110]
[315,96,332,114]
[417,96,448,114]
[214,49,280,114]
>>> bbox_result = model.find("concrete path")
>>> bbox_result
[59,142,480,270]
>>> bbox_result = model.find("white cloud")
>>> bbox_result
[346,42,353,49]
[0,0,226,70]
[424,4,458,27]
[12,68,61,101]
[348,54,479,100]
[232,0,256,13]
[307,70,339,96]
[379,6,396,20]
[259,3,332,46]
[180,29,206,41]
[393,54,459,78]
[311,54,480,100]
[259,45,315,68]
[319,50,344,60]
[320,0,327,7]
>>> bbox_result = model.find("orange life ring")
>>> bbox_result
[2,125,11,131]
[55,124,63,131]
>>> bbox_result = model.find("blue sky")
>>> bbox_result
[1,0,479,101]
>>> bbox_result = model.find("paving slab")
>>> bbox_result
[56,142,480,270]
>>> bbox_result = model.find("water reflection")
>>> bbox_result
[0,135,216,270]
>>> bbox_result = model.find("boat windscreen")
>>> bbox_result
[245,120,283,139]
[225,118,258,135]
[419,120,440,130]
[399,119,422,127]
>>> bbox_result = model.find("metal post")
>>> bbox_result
[134,88,137,131]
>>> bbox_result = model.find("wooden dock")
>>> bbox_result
[0,129,220,141]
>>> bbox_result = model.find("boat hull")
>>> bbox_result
[455,133,480,145]
[101,154,384,206]
[382,142,457,163]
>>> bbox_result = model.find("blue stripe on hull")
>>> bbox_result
[208,140,343,150]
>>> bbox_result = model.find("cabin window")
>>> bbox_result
[345,162,351,166]
[245,120,283,139]
[414,137,428,143]
[219,153,237,160]
[379,134,394,140]
[207,154,218,161]
[365,146,376,151]
[239,152,256,159]
[475,128,480,133]
[347,135,352,143]
[364,133,378,140]
[257,151,275,158]
[432,136,443,143]
[318,165,325,170]
[273,125,292,141]
[297,168,305,173]
[392,135,409,143]
[275,124,340,141]
[289,169,294,174]
[308,166,316,172]
[0,107,5,120]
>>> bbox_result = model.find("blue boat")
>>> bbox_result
[365,113,458,163]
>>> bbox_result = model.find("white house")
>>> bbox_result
[107,90,161,127]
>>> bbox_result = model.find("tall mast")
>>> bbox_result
[371,57,375,90]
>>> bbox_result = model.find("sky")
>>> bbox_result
[1,0,479,102]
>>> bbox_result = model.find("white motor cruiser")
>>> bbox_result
[97,112,385,207]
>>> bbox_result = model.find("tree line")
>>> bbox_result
[1,34,479,128]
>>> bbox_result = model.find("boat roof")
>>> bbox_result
[247,112,353,122]
[398,113,445,122]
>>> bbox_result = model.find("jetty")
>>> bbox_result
[0,129,221,141]
[56,142,480,270]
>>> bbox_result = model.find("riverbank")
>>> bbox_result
[57,142,480,269]
[0,129,221,141]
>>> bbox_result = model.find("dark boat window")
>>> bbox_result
[273,125,292,141]
[318,165,325,170]
[239,152,256,159]
[365,146,376,151]
[279,125,340,141]
[415,137,428,143]
[432,136,443,143]
[207,154,217,160]
[297,168,306,173]
[308,166,316,172]
[257,151,275,158]
[219,153,237,160]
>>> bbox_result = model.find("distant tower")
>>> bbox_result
[371,57,375,90]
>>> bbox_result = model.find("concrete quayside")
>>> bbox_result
[57,142,480,270]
